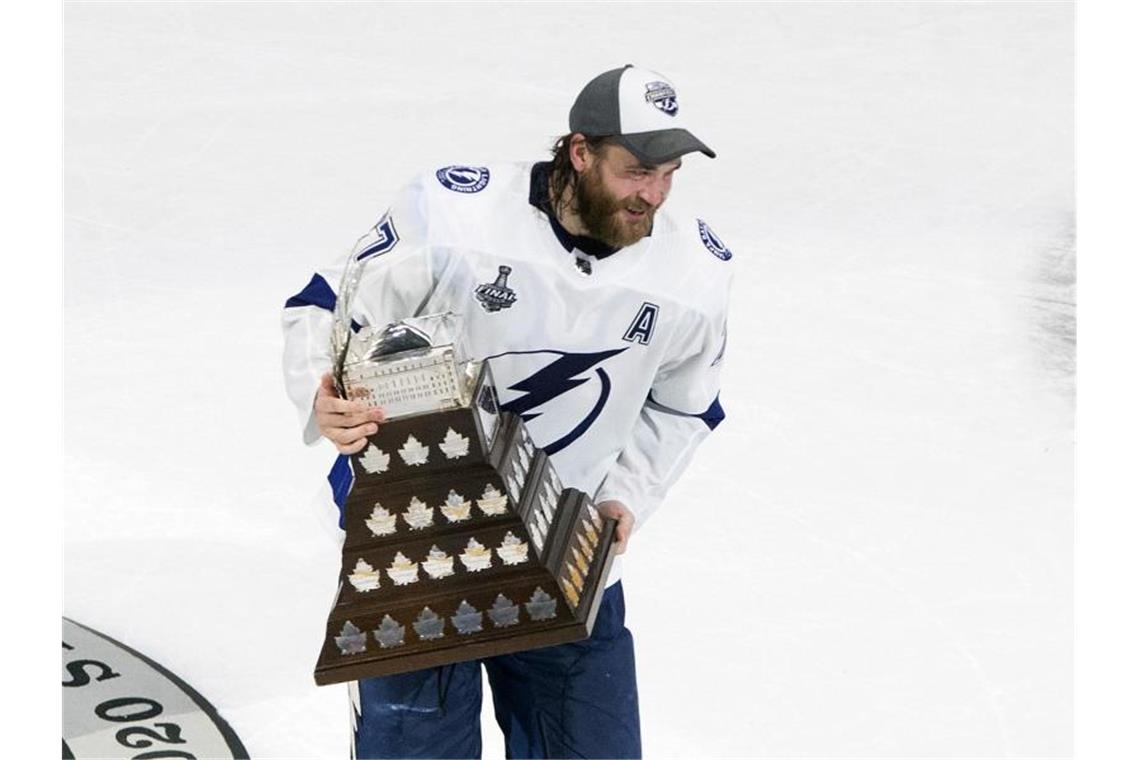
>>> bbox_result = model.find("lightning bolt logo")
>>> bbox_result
[496,348,627,455]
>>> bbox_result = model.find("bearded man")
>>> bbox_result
[282,64,734,759]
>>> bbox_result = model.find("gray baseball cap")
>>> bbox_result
[569,64,716,165]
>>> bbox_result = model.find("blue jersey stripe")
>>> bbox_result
[647,392,726,431]
[285,273,336,311]
[699,395,725,431]
[327,454,354,530]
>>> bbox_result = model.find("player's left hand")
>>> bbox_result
[595,500,635,555]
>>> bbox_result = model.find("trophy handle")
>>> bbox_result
[331,243,370,399]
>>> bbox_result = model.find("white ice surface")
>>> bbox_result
[64,3,1073,758]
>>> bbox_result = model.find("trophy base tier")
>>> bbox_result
[314,518,617,685]
[316,368,620,686]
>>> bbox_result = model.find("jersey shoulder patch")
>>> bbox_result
[435,165,491,194]
[696,218,732,261]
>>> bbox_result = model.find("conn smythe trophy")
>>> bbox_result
[313,257,617,685]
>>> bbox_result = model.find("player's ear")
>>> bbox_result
[569,133,592,172]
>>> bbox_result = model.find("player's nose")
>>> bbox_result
[638,180,666,208]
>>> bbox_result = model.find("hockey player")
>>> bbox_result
[282,64,733,759]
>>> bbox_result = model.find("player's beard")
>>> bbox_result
[574,164,655,248]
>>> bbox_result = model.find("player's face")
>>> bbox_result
[575,144,682,247]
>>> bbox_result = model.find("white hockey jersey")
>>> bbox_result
[282,161,733,587]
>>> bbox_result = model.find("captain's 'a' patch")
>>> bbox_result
[623,302,660,346]
[355,213,400,261]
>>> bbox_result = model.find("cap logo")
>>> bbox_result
[436,165,490,193]
[644,81,678,117]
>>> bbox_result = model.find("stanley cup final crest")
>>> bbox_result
[474,266,518,312]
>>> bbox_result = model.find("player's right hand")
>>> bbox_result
[314,372,386,454]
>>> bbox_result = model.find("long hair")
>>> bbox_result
[547,133,617,217]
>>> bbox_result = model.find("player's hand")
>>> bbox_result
[314,372,386,454]
[596,500,635,555]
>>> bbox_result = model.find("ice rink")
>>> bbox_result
[64,2,1073,757]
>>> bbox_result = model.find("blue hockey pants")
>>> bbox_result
[352,582,641,759]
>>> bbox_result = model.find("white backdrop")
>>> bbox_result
[64,2,1073,757]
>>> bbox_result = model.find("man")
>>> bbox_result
[282,64,733,759]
